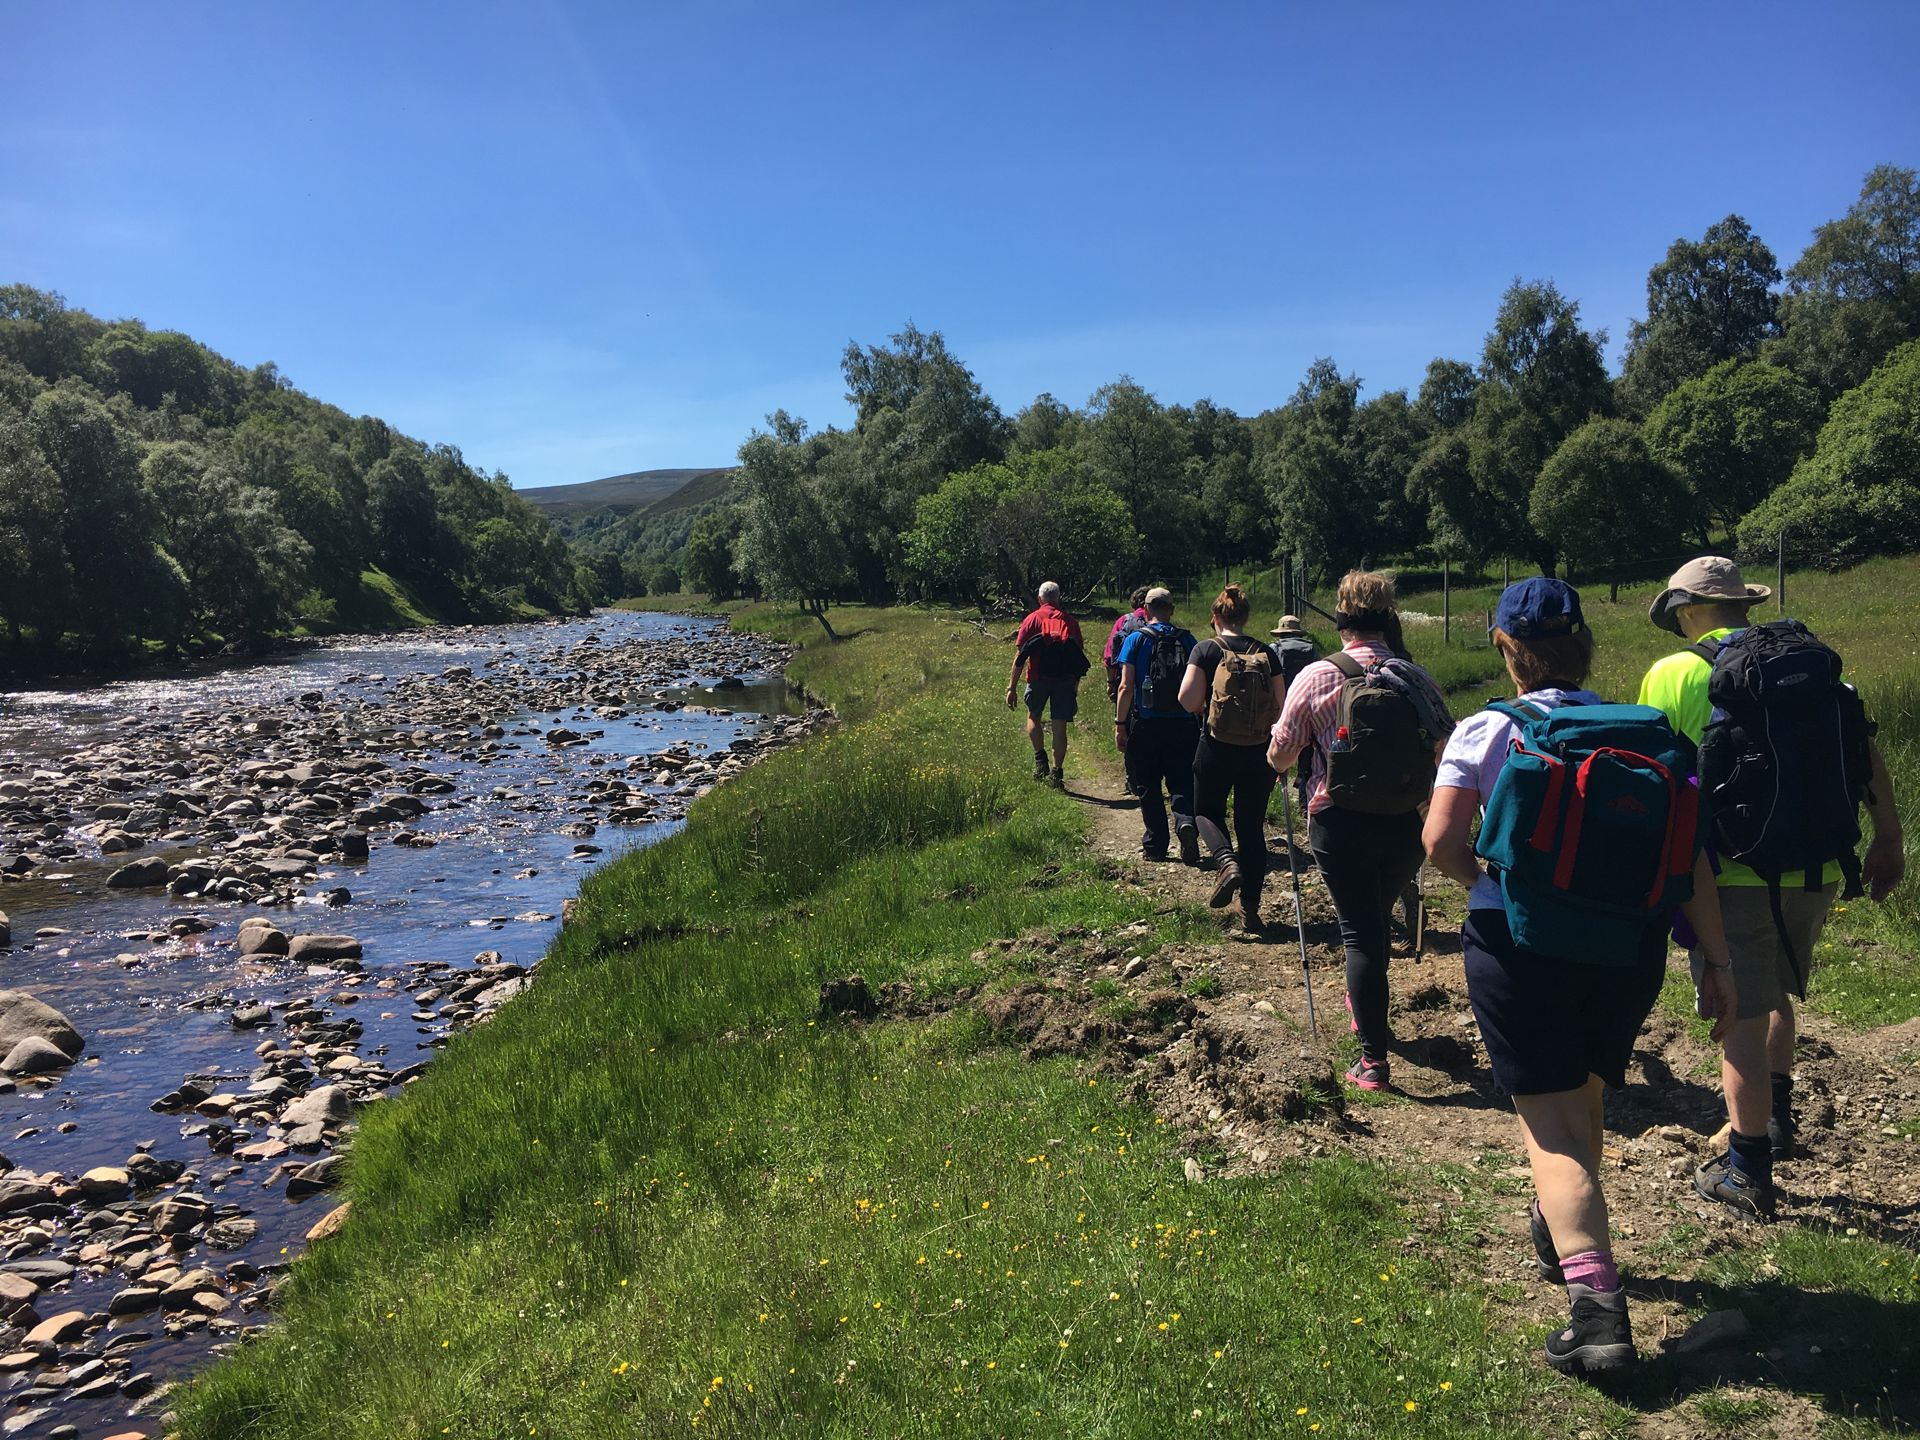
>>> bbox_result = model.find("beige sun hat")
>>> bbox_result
[1647,556,1772,635]
[1270,614,1306,638]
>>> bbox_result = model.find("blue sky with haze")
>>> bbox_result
[7,1,1918,489]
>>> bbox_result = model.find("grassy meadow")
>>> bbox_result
[177,572,1919,1438]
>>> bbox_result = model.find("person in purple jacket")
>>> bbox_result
[1103,586,1151,701]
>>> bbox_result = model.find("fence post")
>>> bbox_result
[1777,527,1786,614]
[1443,557,1451,646]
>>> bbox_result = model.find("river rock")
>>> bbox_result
[0,991,83,1060]
[107,1287,161,1317]
[279,1084,351,1129]
[237,924,288,958]
[0,1273,37,1313]
[286,1155,344,1200]
[286,934,362,964]
[106,857,169,888]
[306,1201,351,1243]
[75,1167,131,1202]
[148,1193,211,1236]
[1,1036,73,1075]
[24,1311,88,1346]
[231,1003,273,1029]
[0,912,9,948]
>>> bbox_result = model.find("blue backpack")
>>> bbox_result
[1474,700,1702,966]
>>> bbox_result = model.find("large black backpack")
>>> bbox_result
[1697,619,1876,989]
[1136,626,1192,713]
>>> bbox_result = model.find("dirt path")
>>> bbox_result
[1034,761,1920,1433]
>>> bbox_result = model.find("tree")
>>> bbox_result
[902,449,1136,606]
[1077,377,1197,573]
[684,508,745,600]
[23,384,161,649]
[0,421,70,645]
[0,285,102,383]
[1529,419,1693,600]
[1641,360,1819,537]
[1012,392,1078,454]
[365,449,446,577]
[1349,390,1429,558]
[732,412,853,638]
[1469,280,1614,571]
[1415,358,1478,429]
[1775,164,1920,397]
[1406,431,1491,565]
[90,324,226,413]
[1618,216,1781,415]
[1260,359,1371,575]
[1736,339,1920,568]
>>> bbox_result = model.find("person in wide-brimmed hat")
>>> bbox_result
[1646,555,1770,636]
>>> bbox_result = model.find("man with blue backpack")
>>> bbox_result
[1639,557,1906,1221]
[1425,577,1739,1375]
[1114,587,1201,863]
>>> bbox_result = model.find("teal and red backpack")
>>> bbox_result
[1474,700,1702,965]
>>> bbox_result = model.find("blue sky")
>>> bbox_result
[7,2,1918,489]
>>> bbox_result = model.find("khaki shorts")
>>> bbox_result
[1691,883,1837,1019]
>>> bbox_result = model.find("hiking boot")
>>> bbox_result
[1767,1112,1797,1161]
[1237,880,1263,934]
[1141,840,1169,862]
[1049,767,1065,789]
[1543,1284,1636,1374]
[1530,1200,1564,1285]
[1176,821,1201,867]
[1032,752,1049,781]
[1694,1151,1777,1221]
[1208,855,1240,909]
[1344,1057,1389,1092]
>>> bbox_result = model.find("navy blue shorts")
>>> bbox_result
[1461,907,1668,1096]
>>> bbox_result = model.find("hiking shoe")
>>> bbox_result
[1344,1057,1389,1092]
[1694,1151,1776,1221]
[1142,843,1169,862]
[1176,821,1201,866]
[1544,1284,1636,1374]
[1049,767,1065,789]
[1208,856,1240,908]
[1530,1200,1564,1284]
[1032,753,1049,781]
[1236,901,1263,935]
[1768,1111,1797,1162]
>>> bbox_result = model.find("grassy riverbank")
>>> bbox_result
[179,594,1917,1438]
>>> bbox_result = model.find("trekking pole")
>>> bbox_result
[1280,783,1318,1038]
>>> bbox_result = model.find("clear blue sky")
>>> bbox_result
[7,1,1918,489]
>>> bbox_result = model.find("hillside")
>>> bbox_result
[537,466,739,591]
[519,466,725,517]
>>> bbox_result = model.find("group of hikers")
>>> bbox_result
[1008,560,1906,1376]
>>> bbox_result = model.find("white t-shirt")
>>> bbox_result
[1434,688,1604,910]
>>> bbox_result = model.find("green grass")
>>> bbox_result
[178,588,1920,1439]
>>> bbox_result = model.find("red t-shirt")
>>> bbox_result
[1013,603,1085,681]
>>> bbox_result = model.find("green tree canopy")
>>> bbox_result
[1529,418,1694,600]
[1776,164,1920,398]
[734,411,854,637]
[1737,339,1920,568]
[1618,215,1781,415]
[1641,359,1819,537]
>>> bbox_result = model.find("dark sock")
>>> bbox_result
[1770,1072,1795,1126]
[1729,1128,1773,1181]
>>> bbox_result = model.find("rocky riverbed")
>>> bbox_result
[0,610,826,1438]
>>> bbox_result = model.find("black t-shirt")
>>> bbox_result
[1189,633,1283,685]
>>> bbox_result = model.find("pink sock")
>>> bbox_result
[1560,1249,1620,1293]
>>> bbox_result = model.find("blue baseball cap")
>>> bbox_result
[1491,577,1585,640]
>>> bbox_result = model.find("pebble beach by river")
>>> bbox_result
[0,610,823,1439]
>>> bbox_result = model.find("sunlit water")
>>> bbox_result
[0,610,793,1436]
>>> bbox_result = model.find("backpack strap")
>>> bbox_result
[1327,652,1364,680]
[1687,641,1719,665]
[1484,699,1549,726]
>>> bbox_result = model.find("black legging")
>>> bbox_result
[1309,806,1424,1065]
[1192,735,1276,892]
[1125,715,1199,853]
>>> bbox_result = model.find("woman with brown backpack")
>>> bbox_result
[1267,570,1454,1092]
[1178,584,1286,931]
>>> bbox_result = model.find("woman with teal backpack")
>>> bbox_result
[1422,577,1738,1377]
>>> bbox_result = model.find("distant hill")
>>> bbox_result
[519,467,724,517]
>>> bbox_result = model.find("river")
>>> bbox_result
[0,610,812,1438]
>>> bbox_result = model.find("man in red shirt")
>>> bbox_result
[1006,580,1087,787]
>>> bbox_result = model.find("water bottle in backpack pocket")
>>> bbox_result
[1137,627,1192,713]
[1475,701,1700,966]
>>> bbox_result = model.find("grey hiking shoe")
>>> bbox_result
[1694,1151,1776,1221]
[1544,1284,1635,1374]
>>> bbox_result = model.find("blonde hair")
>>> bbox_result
[1212,583,1250,628]
[1336,570,1397,616]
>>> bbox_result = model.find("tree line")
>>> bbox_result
[0,286,596,666]
[697,164,1920,630]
